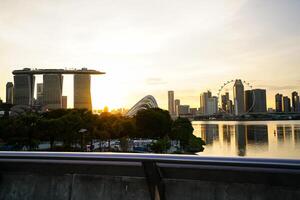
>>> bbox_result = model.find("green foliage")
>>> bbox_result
[187,136,205,153]
[0,108,205,153]
[150,137,171,153]
[170,117,205,152]
[135,108,172,138]
[170,117,193,149]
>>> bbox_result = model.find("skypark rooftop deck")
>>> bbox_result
[12,68,105,75]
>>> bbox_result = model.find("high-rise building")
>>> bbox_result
[190,108,199,116]
[275,93,283,112]
[6,82,14,104]
[74,74,92,110]
[13,74,35,106]
[245,89,267,113]
[292,91,300,112]
[174,99,180,117]
[221,92,229,112]
[43,74,63,109]
[62,96,68,109]
[178,105,190,115]
[227,100,233,114]
[283,96,291,113]
[233,79,245,115]
[207,96,218,115]
[200,90,212,114]
[36,83,43,105]
[168,91,175,116]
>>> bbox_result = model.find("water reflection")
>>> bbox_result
[201,124,219,145]
[193,121,300,158]
[236,125,246,156]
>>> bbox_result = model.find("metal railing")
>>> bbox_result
[1,152,300,200]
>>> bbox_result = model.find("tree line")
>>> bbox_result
[0,108,205,153]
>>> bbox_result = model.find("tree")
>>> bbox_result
[170,118,193,149]
[135,108,172,138]
[170,117,205,152]
[150,137,171,153]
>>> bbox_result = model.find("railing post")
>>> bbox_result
[142,161,165,200]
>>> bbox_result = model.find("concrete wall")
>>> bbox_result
[1,173,300,200]
[1,153,300,200]
[0,173,150,200]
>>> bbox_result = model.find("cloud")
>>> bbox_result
[145,77,167,85]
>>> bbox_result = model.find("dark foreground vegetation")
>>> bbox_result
[0,108,205,153]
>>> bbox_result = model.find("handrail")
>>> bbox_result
[1,152,300,200]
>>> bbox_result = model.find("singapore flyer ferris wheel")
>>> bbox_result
[217,79,256,115]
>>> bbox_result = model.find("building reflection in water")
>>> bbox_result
[246,125,268,145]
[201,124,219,145]
[194,121,300,158]
[222,125,233,145]
[276,125,293,143]
[295,125,300,149]
[276,125,284,143]
[235,125,246,156]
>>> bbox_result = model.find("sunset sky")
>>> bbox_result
[1,0,300,110]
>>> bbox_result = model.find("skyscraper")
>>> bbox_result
[168,91,175,116]
[283,96,291,113]
[178,105,190,115]
[43,74,63,109]
[275,93,283,112]
[6,82,14,104]
[200,90,212,114]
[221,92,229,112]
[233,79,245,115]
[174,99,180,117]
[292,91,300,112]
[74,74,92,110]
[207,96,218,115]
[245,89,267,113]
[13,74,35,106]
[36,83,43,105]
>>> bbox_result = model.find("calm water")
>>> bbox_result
[193,120,300,159]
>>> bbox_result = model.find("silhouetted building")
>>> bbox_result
[168,91,175,116]
[13,74,35,106]
[207,96,218,115]
[221,92,229,112]
[74,74,92,110]
[268,108,275,113]
[36,83,43,105]
[174,99,180,117]
[233,79,245,115]
[227,100,233,114]
[200,91,212,115]
[275,93,283,112]
[190,108,199,116]
[6,82,14,104]
[178,105,190,115]
[292,91,300,112]
[245,89,267,113]
[43,74,63,109]
[283,96,291,113]
[62,96,68,109]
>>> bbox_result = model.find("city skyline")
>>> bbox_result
[1,0,300,109]
[2,69,300,111]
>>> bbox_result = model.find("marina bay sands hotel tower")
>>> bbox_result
[12,68,105,110]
